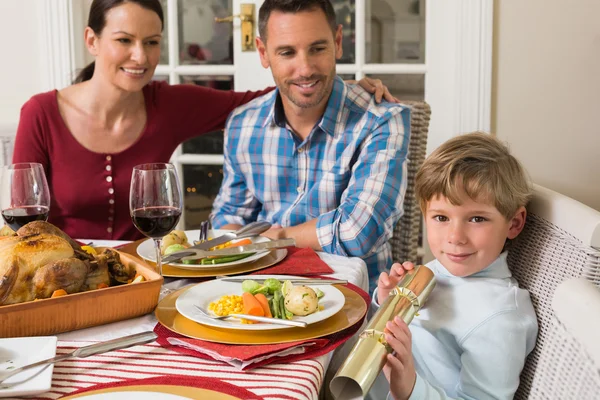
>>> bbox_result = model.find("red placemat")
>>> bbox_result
[60,375,263,399]
[156,282,370,370]
[252,246,334,275]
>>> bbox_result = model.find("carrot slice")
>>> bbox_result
[242,292,264,317]
[51,289,67,298]
[254,293,272,318]
[225,238,252,248]
[208,238,255,259]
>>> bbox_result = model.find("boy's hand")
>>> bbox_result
[383,316,417,400]
[377,261,415,304]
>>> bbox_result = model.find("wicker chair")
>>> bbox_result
[389,101,431,264]
[507,184,600,399]
[527,278,600,399]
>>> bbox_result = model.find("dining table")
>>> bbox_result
[17,238,370,400]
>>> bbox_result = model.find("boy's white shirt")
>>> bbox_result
[372,252,538,400]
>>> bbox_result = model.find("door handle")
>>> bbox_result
[215,4,255,51]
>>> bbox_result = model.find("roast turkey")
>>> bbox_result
[0,221,127,306]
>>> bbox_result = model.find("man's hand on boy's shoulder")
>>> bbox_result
[384,316,417,400]
[377,261,415,304]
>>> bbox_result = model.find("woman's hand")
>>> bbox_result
[353,77,400,103]
[383,316,417,400]
[377,261,415,304]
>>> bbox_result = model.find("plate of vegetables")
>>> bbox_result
[175,275,346,330]
[136,229,272,269]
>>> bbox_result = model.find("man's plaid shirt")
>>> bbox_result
[211,76,410,287]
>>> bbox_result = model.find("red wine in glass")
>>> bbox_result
[1,205,49,231]
[131,206,181,238]
[130,163,182,280]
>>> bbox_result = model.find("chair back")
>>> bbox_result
[389,101,431,263]
[507,184,600,399]
[528,278,600,399]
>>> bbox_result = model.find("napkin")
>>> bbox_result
[154,324,328,370]
[254,246,334,275]
[155,282,371,370]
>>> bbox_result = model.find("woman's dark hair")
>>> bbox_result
[74,0,164,83]
[258,0,337,43]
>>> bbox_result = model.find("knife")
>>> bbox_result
[0,331,158,384]
[162,221,272,263]
[171,238,295,262]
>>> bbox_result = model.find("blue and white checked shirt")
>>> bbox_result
[211,76,410,286]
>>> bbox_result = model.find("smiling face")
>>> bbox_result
[85,2,162,92]
[256,8,342,113]
[425,192,526,277]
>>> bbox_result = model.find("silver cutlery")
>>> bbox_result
[198,220,209,244]
[218,276,348,285]
[193,305,307,328]
[0,331,158,384]
[162,221,272,264]
[173,238,295,263]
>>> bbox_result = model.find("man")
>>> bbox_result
[210,0,410,290]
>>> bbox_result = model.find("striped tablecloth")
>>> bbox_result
[34,341,327,400]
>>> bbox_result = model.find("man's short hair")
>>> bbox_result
[258,0,337,42]
[416,132,532,219]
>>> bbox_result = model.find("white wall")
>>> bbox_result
[493,0,600,212]
[0,0,48,135]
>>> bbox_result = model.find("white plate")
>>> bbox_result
[136,229,271,270]
[176,275,346,331]
[0,336,57,398]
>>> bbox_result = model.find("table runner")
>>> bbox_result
[62,375,262,399]
[31,341,326,400]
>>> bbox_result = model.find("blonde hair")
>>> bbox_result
[416,132,532,219]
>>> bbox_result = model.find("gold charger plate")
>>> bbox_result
[156,284,367,345]
[119,240,287,278]
[62,385,240,399]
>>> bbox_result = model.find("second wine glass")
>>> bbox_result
[1,162,50,232]
[129,163,182,277]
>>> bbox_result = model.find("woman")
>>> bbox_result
[13,0,396,241]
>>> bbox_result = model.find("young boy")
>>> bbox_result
[375,132,538,400]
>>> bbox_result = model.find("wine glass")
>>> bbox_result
[129,163,182,277]
[1,163,51,232]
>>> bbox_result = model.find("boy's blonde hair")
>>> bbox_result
[416,132,532,219]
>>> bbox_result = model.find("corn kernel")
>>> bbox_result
[207,294,243,316]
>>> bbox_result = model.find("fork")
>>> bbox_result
[195,220,210,245]
[193,305,307,328]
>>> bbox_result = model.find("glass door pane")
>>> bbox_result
[178,0,234,65]
[366,0,425,63]
[183,164,224,229]
[367,74,424,100]
[333,0,356,64]
[159,0,169,64]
